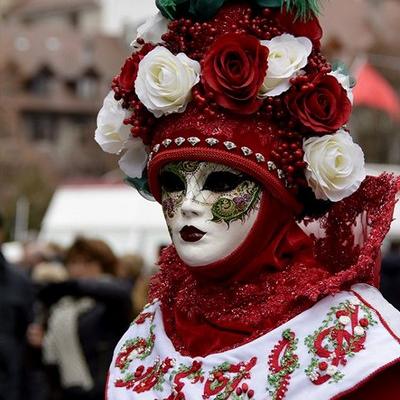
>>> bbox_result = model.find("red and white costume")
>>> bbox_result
[96,1,400,398]
[107,284,400,400]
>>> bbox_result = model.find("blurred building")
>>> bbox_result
[320,0,400,164]
[0,0,128,177]
[0,0,399,238]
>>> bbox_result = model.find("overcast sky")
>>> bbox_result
[100,0,157,35]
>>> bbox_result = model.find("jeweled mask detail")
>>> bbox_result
[160,161,262,267]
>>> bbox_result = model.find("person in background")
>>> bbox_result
[118,254,146,316]
[0,211,34,400]
[38,237,133,400]
[129,246,166,315]
[117,253,144,285]
[380,241,400,310]
[26,260,69,400]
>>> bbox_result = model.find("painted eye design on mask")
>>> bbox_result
[203,171,248,193]
[160,171,185,193]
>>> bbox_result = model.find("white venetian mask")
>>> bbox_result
[160,161,262,267]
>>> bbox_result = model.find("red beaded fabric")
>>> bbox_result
[149,174,399,357]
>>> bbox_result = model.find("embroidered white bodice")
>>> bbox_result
[106,284,400,400]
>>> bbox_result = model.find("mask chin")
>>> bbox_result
[172,203,261,267]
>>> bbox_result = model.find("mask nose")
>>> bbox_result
[180,193,204,218]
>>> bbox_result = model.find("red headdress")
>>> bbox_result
[95,0,399,356]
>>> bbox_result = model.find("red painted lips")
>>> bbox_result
[180,226,206,242]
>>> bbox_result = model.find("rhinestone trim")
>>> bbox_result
[205,138,219,147]
[224,141,237,150]
[187,137,201,146]
[175,137,185,146]
[241,146,253,156]
[267,161,277,171]
[255,153,265,163]
[162,139,172,148]
[149,138,289,187]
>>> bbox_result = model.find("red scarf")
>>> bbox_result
[149,175,397,357]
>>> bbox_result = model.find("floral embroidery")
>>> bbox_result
[230,382,255,399]
[116,312,156,371]
[211,181,261,225]
[165,360,204,399]
[115,357,175,393]
[267,329,300,400]
[203,357,257,399]
[304,298,377,385]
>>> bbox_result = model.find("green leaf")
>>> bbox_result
[156,0,176,19]
[255,0,283,6]
[156,0,322,22]
[189,0,226,20]
[156,0,188,19]
[125,168,155,201]
[284,0,321,21]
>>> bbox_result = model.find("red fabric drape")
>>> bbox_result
[150,176,399,358]
[151,190,331,356]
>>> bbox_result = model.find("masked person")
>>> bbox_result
[95,1,400,399]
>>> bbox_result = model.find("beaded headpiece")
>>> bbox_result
[95,0,365,215]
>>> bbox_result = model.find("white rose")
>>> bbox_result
[303,129,366,202]
[329,70,354,104]
[326,365,338,376]
[118,138,148,179]
[95,91,131,154]
[133,12,169,46]
[339,316,351,326]
[354,326,365,336]
[259,34,312,97]
[135,46,200,118]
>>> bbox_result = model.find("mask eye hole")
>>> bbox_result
[160,171,185,193]
[203,171,247,193]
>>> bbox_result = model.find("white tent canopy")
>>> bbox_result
[38,164,400,268]
[39,183,170,267]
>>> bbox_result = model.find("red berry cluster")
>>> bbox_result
[161,4,284,60]
[192,85,218,118]
[111,42,156,145]
[235,382,254,398]
[270,127,308,191]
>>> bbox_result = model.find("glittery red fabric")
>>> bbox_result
[149,174,399,357]
[339,359,400,399]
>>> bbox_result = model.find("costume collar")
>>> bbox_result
[107,284,400,400]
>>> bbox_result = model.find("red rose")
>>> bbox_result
[277,9,323,48]
[202,33,269,115]
[359,318,369,327]
[118,56,139,92]
[318,361,328,371]
[116,43,155,92]
[287,74,352,133]
[335,310,349,318]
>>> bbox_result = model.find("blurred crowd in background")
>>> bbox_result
[0,211,156,400]
[1,0,400,399]
[2,209,400,400]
